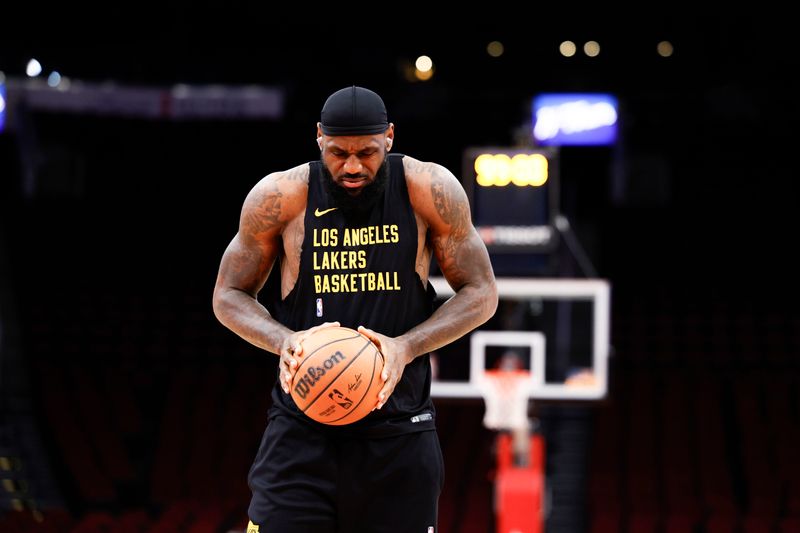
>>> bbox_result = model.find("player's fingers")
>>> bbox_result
[282,343,299,366]
[357,325,383,351]
[376,386,394,409]
[278,362,290,393]
[291,339,304,358]
[280,347,299,393]
[375,371,399,409]
[380,352,399,381]
[359,325,392,410]
[279,364,291,393]
[285,355,298,376]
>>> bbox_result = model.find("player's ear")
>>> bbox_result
[385,123,395,151]
[316,123,324,150]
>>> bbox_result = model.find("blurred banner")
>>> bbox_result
[3,78,284,122]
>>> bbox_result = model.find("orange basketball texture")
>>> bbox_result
[290,326,384,425]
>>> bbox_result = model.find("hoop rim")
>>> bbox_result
[478,369,532,431]
[483,369,531,379]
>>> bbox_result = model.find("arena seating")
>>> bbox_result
[4,283,798,532]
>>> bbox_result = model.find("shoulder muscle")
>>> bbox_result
[403,155,469,235]
[239,163,309,240]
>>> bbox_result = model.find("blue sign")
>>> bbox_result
[0,82,6,133]
[533,93,618,146]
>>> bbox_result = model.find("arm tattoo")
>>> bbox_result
[241,166,306,235]
[405,157,428,176]
[243,180,283,235]
[430,167,470,282]
[280,165,308,182]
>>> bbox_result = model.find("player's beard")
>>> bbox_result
[320,158,389,216]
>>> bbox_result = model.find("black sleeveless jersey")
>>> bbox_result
[268,154,437,437]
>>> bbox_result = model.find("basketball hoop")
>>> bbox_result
[478,369,532,432]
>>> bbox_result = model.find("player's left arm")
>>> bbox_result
[358,158,498,408]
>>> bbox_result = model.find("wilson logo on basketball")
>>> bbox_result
[293,350,347,400]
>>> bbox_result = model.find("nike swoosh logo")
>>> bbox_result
[314,207,339,217]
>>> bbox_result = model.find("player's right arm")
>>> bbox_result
[212,165,339,393]
[212,171,295,354]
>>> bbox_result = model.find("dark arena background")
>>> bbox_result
[1,11,799,533]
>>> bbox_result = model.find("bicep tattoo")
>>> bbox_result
[430,167,471,282]
[242,180,283,236]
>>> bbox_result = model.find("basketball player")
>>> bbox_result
[213,86,498,532]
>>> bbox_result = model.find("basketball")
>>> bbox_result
[290,326,384,425]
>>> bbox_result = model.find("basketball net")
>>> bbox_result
[478,369,532,467]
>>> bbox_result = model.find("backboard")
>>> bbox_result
[429,277,611,401]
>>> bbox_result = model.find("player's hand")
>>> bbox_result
[357,325,413,410]
[279,321,340,394]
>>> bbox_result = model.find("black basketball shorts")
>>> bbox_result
[246,414,444,533]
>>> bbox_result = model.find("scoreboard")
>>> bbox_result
[462,147,559,254]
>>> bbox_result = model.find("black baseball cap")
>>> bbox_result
[319,86,389,136]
